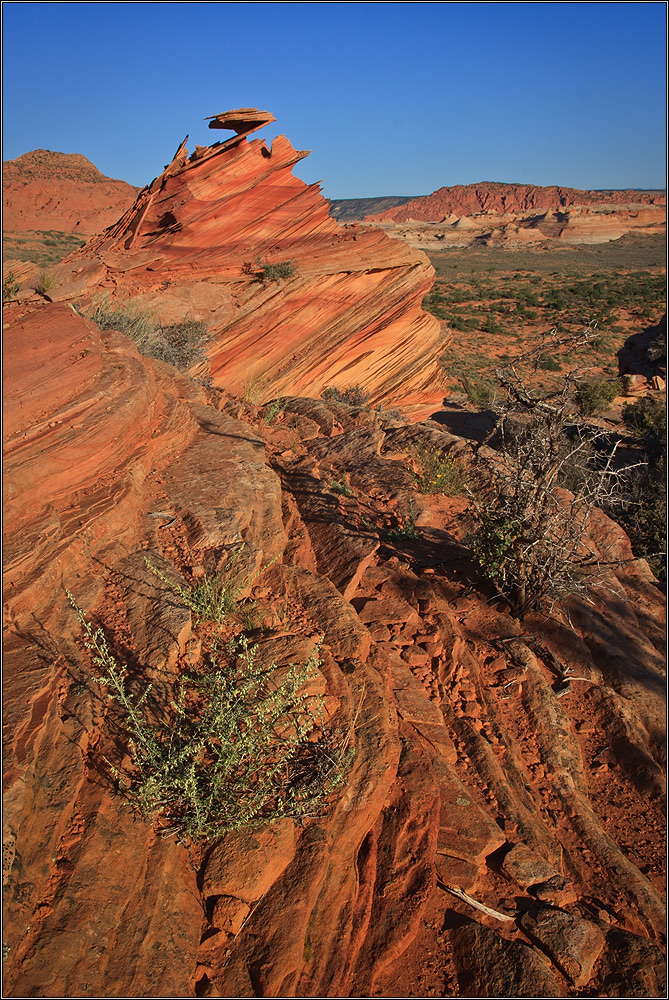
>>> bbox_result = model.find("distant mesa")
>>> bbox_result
[206,107,276,133]
[367,181,666,223]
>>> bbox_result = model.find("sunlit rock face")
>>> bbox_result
[63,110,445,418]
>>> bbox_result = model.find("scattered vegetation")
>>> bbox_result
[321,384,371,409]
[410,444,467,495]
[3,229,86,268]
[68,595,352,840]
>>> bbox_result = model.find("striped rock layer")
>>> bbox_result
[65,119,445,417]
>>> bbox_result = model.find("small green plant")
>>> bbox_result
[321,384,371,409]
[575,377,621,416]
[67,595,353,840]
[329,473,353,496]
[145,550,247,623]
[264,397,284,424]
[386,499,419,542]
[410,444,467,495]
[149,319,208,371]
[3,271,19,303]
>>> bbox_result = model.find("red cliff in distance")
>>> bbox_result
[60,110,445,417]
[367,181,666,223]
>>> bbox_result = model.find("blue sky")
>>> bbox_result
[2,2,666,198]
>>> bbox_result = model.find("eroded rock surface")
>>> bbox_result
[2,292,665,996]
[31,110,444,418]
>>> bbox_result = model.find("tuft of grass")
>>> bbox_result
[410,444,468,495]
[89,297,207,371]
[34,270,55,296]
[67,594,354,840]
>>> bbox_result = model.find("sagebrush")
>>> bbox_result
[68,595,354,840]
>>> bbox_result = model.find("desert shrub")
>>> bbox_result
[149,319,207,370]
[536,353,561,371]
[460,376,496,410]
[622,396,666,466]
[466,334,630,616]
[90,297,207,372]
[575,377,621,416]
[449,315,479,332]
[244,259,295,284]
[68,597,353,840]
[411,444,467,495]
[3,271,19,303]
[321,384,371,409]
[616,396,667,579]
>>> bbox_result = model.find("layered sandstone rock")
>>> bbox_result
[367,181,666,223]
[2,292,666,997]
[2,149,139,234]
[52,112,445,417]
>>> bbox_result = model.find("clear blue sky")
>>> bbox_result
[2,2,666,198]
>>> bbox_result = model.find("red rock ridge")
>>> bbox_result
[367,182,666,223]
[3,295,665,996]
[3,149,139,234]
[60,114,445,417]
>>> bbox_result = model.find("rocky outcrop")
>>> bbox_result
[2,291,665,996]
[46,110,444,417]
[2,149,139,234]
[367,181,666,223]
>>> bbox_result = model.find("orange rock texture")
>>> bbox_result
[2,113,666,998]
[58,113,445,416]
[367,181,666,223]
[3,291,666,997]
[2,149,139,234]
